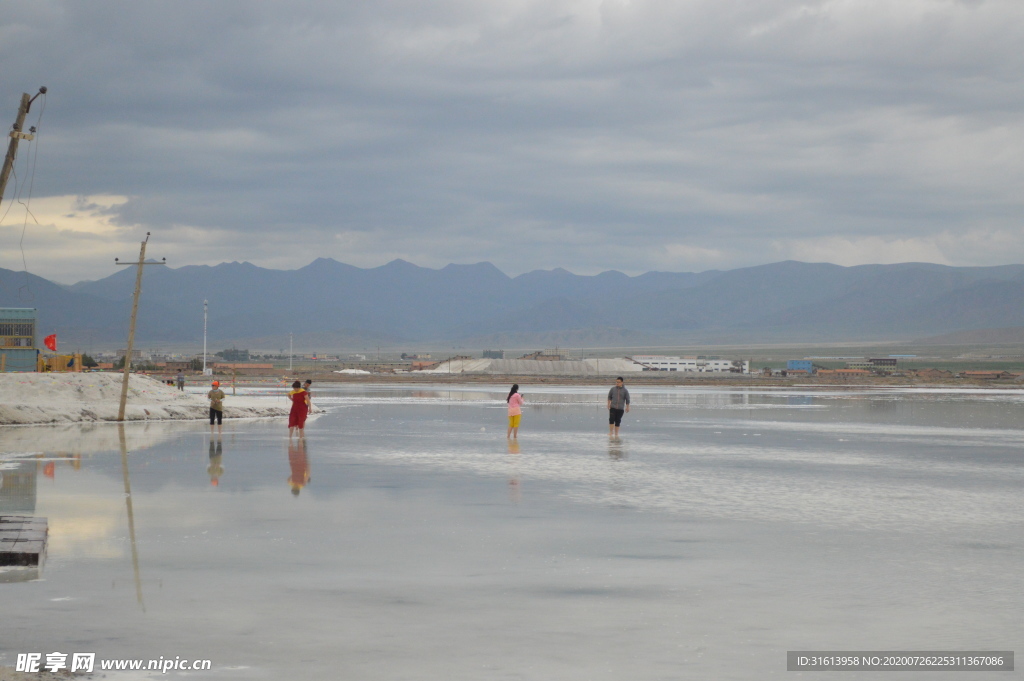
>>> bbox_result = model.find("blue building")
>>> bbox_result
[0,308,38,372]
[787,359,814,373]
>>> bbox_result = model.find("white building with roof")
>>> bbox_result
[631,355,749,374]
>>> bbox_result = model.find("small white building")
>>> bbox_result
[631,355,749,374]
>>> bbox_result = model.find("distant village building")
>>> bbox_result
[786,360,814,373]
[0,308,37,372]
[632,355,749,373]
[961,370,1015,380]
[914,368,953,380]
[155,361,194,372]
[817,368,872,376]
[845,358,898,372]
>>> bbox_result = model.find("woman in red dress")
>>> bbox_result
[288,380,310,437]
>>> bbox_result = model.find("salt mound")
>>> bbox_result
[0,373,296,425]
[416,358,642,375]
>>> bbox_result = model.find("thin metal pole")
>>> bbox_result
[289,333,293,373]
[203,300,208,375]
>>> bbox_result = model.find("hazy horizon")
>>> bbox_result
[44,255,1020,288]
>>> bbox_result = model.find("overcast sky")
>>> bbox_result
[2,0,1023,283]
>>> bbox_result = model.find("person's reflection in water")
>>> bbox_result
[288,438,310,496]
[608,436,625,461]
[208,437,224,487]
[507,439,522,503]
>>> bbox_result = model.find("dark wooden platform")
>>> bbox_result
[0,515,48,567]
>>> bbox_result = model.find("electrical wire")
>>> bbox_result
[16,92,46,298]
[0,93,47,302]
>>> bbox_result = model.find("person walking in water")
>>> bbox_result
[176,370,185,391]
[506,383,523,439]
[288,380,310,437]
[607,376,630,437]
[208,380,226,434]
[303,379,313,405]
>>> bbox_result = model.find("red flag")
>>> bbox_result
[44,334,57,351]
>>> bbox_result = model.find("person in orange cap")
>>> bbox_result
[208,380,226,434]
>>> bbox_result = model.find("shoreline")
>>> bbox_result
[0,373,316,427]
[169,371,1024,389]
[3,371,1020,427]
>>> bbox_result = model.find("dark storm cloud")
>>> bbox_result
[2,0,1024,282]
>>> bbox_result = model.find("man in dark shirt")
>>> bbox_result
[607,376,630,436]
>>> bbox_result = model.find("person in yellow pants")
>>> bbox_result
[506,384,524,439]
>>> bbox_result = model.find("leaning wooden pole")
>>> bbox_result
[0,88,46,211]
[0,93,31,211]
[117,236,150,422]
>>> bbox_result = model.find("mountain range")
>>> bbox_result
[4,259,1024,349]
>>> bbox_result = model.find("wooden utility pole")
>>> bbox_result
[115,233,166,421]
[0,87,46,211]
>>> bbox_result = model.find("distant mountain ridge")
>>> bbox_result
[5,258,1024,348]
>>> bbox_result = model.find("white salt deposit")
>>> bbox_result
[415,357,643,374]
[0,373,298,425]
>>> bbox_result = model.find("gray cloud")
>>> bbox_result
[2,0,1024,282]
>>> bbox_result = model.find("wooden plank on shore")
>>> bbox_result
[0,515,48,567]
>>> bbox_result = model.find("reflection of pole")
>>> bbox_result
[118,425,146,612]
[115,233,166,421]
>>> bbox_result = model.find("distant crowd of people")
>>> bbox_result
[197,376,629,500]
[201,374,631,440]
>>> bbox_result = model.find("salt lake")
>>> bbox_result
[1,383,1021,679]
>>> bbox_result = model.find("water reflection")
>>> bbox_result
[4,385,1023,680]
[0,421,184,456]
[506,440,521,503]
[288,439,310,496]
[0,460,37,514]
[207,438,224,487]
[117,425,145,612]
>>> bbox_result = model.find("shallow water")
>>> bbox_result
[1,384,1021,680]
